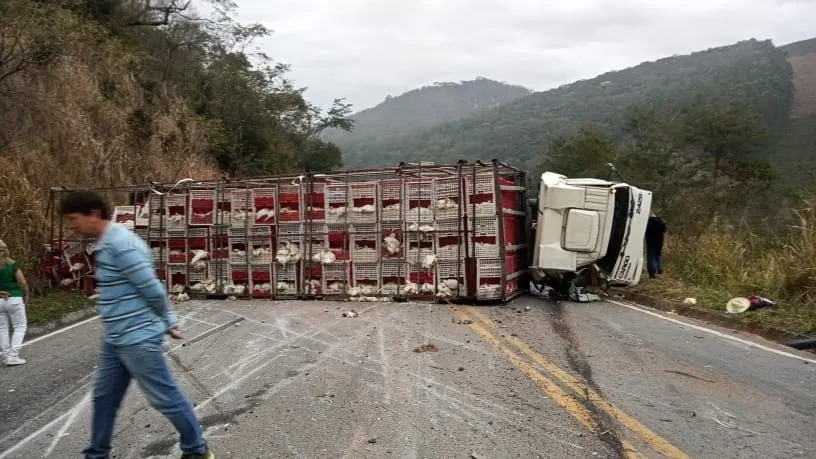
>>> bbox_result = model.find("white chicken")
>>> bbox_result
[420,283,435,294]
[326,281,346,293]
[251,245,272,261]
[84,242,96,254]
[276,281,295,294]
[421,253,438,269]
[351,204,376,214]
[232,209,253,222]
[172,292,190,302]
[383,233,401,255]
[435,198,457,209]
[403,282,418,295]
[224,283,247,296]
[304,279,321,295]
[436,278,460,299]
[253,282,272,293]
[167,214,185,227]
[170,283,185,294]
[69,262,85,273]
[311,248,336,265]
[418,224,435,233]
[192,210,212,220]
[190,249,209,270]
[275,241,302,264]
[407,223,419,232]
[328,206,347,216]
[256,208,275,221]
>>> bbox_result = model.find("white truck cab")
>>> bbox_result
[529,171,653,287]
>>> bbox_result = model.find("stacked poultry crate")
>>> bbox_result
[46,161,528,302]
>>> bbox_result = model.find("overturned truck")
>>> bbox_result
[42,161,652,303]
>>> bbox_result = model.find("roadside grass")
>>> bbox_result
[26,290,94,326]
[634,209,816,336]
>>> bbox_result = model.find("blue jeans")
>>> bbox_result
[83,336,208,458]
[647,248,663,277]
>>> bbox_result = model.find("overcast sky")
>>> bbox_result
[223,0,816,112]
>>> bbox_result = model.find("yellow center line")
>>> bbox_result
[452,309,641,459]
[464,306,690,459]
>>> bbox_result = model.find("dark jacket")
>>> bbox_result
[645,216,666,252]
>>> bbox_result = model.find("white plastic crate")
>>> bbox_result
[406,233,435,266]
[189,190,216,225]
[277,184,302,223]
[303,182,326,222]
[433,177,462,221]
[436,260,466,299]
[406,180,434,223]
[349,182,377,223]
[167,265,187,293]
[379,179,404,220]
[228,238,249,265]
[380,260,407,295]
[436,232,464,260]
[163,193,188,229]
[407,263,436,295]
[325,184,349,224]
[476,258,503,300]
[165,230,188,264]
[248,235,273,264]
[464,172,496,196]
[229,226,272,238]
[380,223,404,259]
[274,263,300,297]
[322,262,350,295]
[253,187,277,225]
[228,189,255,228]
[113,205,139,229]
[350,223,378,263]
[250,264,273,297]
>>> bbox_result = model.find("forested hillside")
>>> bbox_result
[0,0,351,277]
[324,78,531,167]
[342,39,794,174]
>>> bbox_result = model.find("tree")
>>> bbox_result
[540,126,619,178]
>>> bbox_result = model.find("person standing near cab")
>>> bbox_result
[645,211,666,279]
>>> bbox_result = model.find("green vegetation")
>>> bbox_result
[27,291,95,326]
[325,77,532,167]
[0,0,352,285]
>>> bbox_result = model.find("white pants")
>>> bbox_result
[0,297,26,357]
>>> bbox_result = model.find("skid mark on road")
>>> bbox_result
[463,306,689,459]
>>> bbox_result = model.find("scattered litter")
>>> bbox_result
[414,343,438,353]
[682,298,697,306]
[342,310,359,318]
[524,306,531,311]
[458,366,465,371]
[367,438,377,444]
[726,295,776,314]
[458,319,473,325]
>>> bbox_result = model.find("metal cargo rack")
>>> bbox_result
[45,159,529,302]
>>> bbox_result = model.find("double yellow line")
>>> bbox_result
[455,306,689,459]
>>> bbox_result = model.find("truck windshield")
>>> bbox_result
[596,186,630,274]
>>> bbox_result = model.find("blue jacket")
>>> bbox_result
[94,223,177,346]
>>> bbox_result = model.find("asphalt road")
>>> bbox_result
[0,297,814,458]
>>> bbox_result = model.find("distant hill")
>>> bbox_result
[770,38,816,183]
[340,39,795,175]
[323,78,532,166]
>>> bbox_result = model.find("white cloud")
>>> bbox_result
[226,0,816,111]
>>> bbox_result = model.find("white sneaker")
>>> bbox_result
[5,355,26,366]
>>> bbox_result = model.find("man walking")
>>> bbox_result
[60,191,213,459]
[645,211,666,279]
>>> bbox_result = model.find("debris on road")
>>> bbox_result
[414,343,439,353]
[342,309,359,318]
[683,298,697,306]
